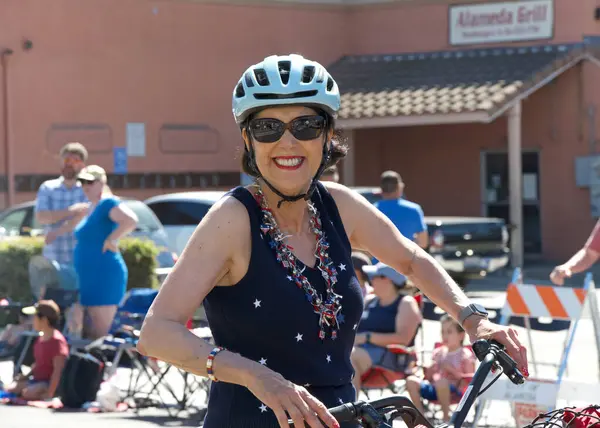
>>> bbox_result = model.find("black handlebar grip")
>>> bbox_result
[288,401,357,427]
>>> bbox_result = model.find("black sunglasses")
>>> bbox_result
[248,115,327,143]
[78,178,96,185]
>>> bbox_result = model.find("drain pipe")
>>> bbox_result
[1,48,13,208]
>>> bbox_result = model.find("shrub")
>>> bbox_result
[119,237,159,291]
[0,236,159,303]
[0,237,43,303]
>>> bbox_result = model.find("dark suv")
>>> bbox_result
[353,187,510,286]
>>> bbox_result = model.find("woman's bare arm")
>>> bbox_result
[107,202,138,241]
[137,196,262,386]
[325,182,471,324]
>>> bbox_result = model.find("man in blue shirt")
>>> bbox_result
[375,170,428,248]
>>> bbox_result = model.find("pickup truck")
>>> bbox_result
[352,187,510,287]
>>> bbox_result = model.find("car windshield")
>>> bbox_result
[123,200,162,232]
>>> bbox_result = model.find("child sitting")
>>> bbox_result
[406,314,476,422]
[3,300,69,400]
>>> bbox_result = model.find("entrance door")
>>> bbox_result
[482,151,541,254]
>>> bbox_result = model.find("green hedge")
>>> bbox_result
[0,236,159,303]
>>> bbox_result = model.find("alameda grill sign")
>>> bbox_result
[449,0,553,46]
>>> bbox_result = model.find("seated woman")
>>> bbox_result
[351,262,422,394]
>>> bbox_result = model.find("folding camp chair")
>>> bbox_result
[83,289,210,416]
[0,298,25,360]
[0,301,37,379]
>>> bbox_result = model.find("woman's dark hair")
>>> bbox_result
[239,111,348,178]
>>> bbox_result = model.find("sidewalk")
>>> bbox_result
[1,405,205,428]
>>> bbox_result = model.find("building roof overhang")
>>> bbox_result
[331,43,600,130]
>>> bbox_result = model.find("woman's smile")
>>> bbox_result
[272,156,306,170]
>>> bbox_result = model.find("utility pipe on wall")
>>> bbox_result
[1,48,13,208]
[508,101,523,268]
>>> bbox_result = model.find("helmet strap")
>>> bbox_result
[245,140,332,209]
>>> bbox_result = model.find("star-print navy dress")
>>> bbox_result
[202,182,365,428]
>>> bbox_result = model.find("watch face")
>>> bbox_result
[473,303,489,316]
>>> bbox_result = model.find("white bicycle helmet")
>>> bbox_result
[232,54,341,124]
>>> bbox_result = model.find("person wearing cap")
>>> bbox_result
[47,165,138,340]
[4,300,69,400]
[375,170,428,249]
[350,262,423,394]
[36,142,90,267]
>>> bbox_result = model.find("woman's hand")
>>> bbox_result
[102,239,118,253]
[550,265,571,286]
[245,365,340,428]
[463,317,529,377]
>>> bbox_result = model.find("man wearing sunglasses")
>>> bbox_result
[35,142,90,267]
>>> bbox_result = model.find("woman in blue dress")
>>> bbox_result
[48,165,138,340]
[137,54,529,428]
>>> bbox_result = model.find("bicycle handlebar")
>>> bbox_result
[288,339,525,428]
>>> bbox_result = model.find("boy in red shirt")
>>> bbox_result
[4,300,69,400]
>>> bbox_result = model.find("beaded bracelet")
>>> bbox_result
[206,346,225,382]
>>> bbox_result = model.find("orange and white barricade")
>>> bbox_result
[472,268,600,427]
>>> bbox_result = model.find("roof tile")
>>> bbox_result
[329,43,590,120]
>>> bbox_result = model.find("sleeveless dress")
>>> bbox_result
[357,295,418,371]
[203,183,364,428]
[73,197,128,306]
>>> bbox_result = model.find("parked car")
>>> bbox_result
[144,191,226,256]
[0,199,177,271]
[352,186,510,287]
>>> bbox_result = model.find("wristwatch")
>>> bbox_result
[365,332,372,344]
[458,303,489,327]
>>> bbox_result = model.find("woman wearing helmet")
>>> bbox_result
[138,54,528,428]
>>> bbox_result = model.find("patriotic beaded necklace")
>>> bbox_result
[254,184,343,341]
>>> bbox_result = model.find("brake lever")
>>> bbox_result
[473,339,525,385]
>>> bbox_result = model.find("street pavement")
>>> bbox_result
[2,273,599,428]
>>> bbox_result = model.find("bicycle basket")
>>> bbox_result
[524,405,600,428]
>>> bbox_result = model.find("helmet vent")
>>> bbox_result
[316,68,325,83]
[244,72,255,88]
[235,82,245,98]
[326,77,334,92]
[278,61,291,85]
[254,69,270,86]
[254,90,318,100]
[301,65,315,83]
